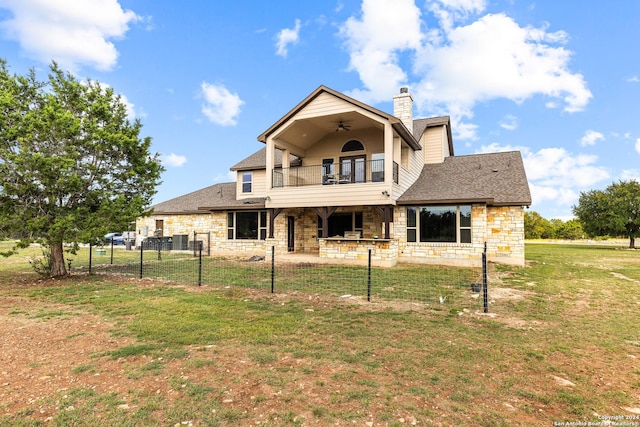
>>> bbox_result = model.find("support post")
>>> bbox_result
[194,231,197,257]
[198,245,202,286]
[139,242,143,279]
[110,238,114,264]
[483,242,489,313]
[89,242,92,274]
[367,248,372,302]
[271,245,275,293]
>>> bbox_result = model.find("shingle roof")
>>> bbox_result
[150,182,265,214]
[230,147,301,171]
[397,151,531,206]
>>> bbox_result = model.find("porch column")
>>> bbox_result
[384,123,394,184]
[313,207,337,238]
[266,137,275,189]
[269,208,283,239]
[375,205,393,239]
[282,148,290,169]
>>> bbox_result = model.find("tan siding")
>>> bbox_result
[392,128,428,198]
[236,170,267,199]
[302,128,385,165]
[267,183,390,208]
[296,92,362,119]
[424,127,445,164]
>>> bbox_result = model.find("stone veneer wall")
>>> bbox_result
[484,205,525,266]
[136,213,213,244]
[318,238,398,267]
[137,204,525,266]
[137,213,268,256]
[396,204,526,267]
[268,206,385,256]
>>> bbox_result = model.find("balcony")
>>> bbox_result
[273,160,398,188]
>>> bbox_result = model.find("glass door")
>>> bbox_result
[340,156,366,183]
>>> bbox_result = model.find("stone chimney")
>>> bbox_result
[393,87,413,132]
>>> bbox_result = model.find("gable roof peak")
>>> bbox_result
[256,85,420,150]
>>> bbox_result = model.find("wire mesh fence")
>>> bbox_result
[69,243,489,311]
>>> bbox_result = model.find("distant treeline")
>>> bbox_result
[525,211,585,240]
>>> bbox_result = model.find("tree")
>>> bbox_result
[555,219,584,240]
[524,211,554,239]
[0,60,163,276]
[573,180,640,248]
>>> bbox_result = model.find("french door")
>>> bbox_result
[339,155,366,183]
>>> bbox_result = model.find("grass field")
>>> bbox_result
[0,242,639,426]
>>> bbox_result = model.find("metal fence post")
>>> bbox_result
[89,242,92,274]
[110,238,114,265]
[194,231,197,258]
[198,245,202,286]
[139,242,143,279]
[367,248,372,302]
[483,242,489,313]
[271,245,275,293]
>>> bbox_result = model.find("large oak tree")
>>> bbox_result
[573,180,640,248]
[0,61,163,276]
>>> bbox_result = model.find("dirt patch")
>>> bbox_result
[0,297,139,419]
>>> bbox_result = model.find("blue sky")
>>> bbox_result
[0,0,638,220]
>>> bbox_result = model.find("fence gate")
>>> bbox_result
[193,231,211,257]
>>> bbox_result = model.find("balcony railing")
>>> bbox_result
[273,159,397,188]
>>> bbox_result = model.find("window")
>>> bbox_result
[228,211,267,240]
[242,172,252,193]
[340,156,366,183]
[406,205,472,243]
[341,140,364,152]
[318,212,363,238]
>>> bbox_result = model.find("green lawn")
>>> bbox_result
[0,242,638,426]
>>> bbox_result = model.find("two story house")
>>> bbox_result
[137,85,531,266]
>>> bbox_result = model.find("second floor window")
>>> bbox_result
[242,172,252,193]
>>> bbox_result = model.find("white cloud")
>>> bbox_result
[339,0,423,103]
[200,82,244,126]
[340,2,592,140]
[478,143,610,209]
[499,114,518,131]
[414,14,591,130]
[428,0,487,32]
[0,0,141,72]
[620,169,640,182]
[580,129,605,146]
[627,76,639,83]
[161,153,187,168]
[275,19,301,58]
[636,138,640,155]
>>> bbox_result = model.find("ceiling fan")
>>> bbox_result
[335,121,351,132]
